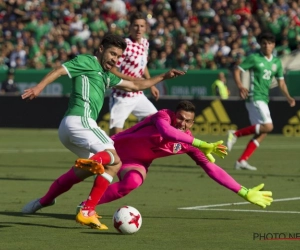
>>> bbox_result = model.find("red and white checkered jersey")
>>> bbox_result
[112,37,149,98]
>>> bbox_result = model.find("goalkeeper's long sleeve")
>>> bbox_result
[203,162,242,192]
[152,111,194,143]
[187,147,241,192]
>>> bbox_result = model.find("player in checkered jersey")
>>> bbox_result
[109,12,159,136]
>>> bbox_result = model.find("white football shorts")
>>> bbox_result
[109,94,157,129]
[58,116,115,158]
[245,100,272,125]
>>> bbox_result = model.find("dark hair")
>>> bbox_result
[130,12,146,24]
[257,33,275,43]
[100,33,127,51]
[175,100,196,113]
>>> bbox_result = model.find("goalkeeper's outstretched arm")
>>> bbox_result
[188,149,273,208]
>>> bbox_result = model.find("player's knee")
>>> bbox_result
[119,171,143,195]
[108,150,121,165]
[105,161,122,176]
[263,123,273,133]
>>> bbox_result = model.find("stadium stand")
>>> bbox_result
[0,0,300,71]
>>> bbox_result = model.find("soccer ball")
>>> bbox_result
[113,206,142,234]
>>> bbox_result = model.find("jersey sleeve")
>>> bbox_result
[108,72,122,87]
[275,60,284,79]
[144,39,149,57]
[63,55,95,78]
[186,147,241,193]
[151,110,194,144]
[238,54,255,71]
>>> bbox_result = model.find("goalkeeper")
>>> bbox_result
[77,100,273,211]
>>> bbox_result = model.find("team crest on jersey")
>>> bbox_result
[173,143,182,154]
[141,57,144,67]
[272,64,277,72]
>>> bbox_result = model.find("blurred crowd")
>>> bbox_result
[1,0,300,71]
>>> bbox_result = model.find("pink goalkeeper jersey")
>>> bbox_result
[112,109,242,193]
[112,37,148,98]
[112,109,193,166]
[112,109,206,167]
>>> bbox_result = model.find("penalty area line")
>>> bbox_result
[178,196,300,210]
[190,209,300,214]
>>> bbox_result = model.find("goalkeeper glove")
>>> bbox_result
[238,183,273,208]
[192,139,227,163]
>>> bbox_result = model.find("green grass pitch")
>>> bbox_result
[0,129,300,250]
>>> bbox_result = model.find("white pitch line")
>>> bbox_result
[233,145,300,150]
[195,209,300,214]
[179,201,249,210]
[178,197,300,210]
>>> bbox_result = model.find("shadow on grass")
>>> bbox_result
[0,211,75,220]
[0,164,70,169]
[0,224,12,229]
[81,231,122,235]
[0,221,79,229]
[0,177,56,182]
[0,212,80,229]
[0,211,235,222]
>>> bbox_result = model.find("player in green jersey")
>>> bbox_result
[226,32,295,170]
[21,33,185,230]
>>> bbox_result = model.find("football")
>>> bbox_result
[113,206,142,234]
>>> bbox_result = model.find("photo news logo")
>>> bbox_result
[253,232,300,241]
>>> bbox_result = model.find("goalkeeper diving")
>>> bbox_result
[76,101,273,214]
[22,101,273,230]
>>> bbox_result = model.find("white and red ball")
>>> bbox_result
[113,206,142,234]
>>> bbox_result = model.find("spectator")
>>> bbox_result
[284,18,300,51]
[202,42,214,68]
[104,0,127,16]
[275,37,292,56]
[197,1,216,20]
[1,0,299,71]
[1,68,19,94]
[266,11,283,45]
[228,41,245,66]
[218,39,231,56]
[9,43,26,68]
[69,14,83,32]
[89,15,108,34]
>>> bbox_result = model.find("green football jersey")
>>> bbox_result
[238,53,283,103]
[63,54,122,120]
